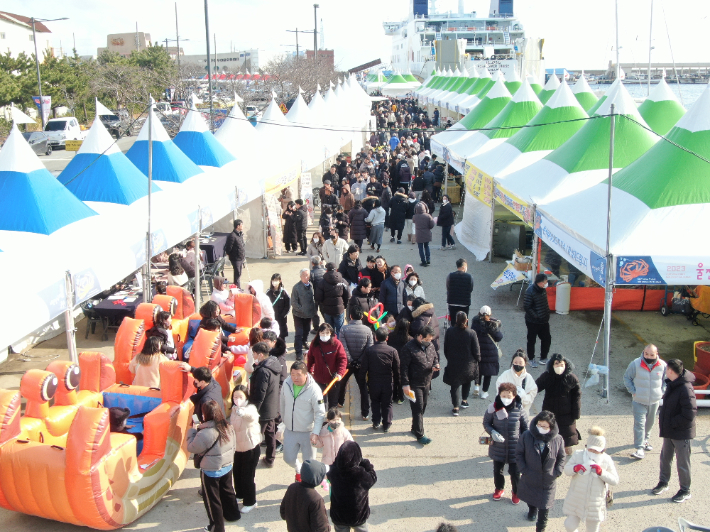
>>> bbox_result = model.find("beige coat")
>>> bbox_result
[229,403,262,452]
[129,354,170,388]
[563,449,619,523]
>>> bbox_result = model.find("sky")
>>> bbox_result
[4,0,710,71]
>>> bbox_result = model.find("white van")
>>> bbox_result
[44,117,87,148]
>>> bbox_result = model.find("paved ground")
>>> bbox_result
[1,162,709,531]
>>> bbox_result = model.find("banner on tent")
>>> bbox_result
[300,172,314,225]
[264,195,283,256]
[494,185,535,226]
[464,161,494,206]
[616,256,710,286]
[447,149,466,174]
[491,263,527,290]
[264,167,299,196]
[534,212,607,287]
[431,138,445,158]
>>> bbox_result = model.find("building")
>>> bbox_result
[0,11,53,58]
[97,32,153,57]
[181,49,262,72]
[305,49,334,69]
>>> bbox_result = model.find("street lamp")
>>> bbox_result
[30,17,68,129]
[163,37,190,98]
[313,4,319,62]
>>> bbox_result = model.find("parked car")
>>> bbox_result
[44,117,87,148]
[22,132,52,156]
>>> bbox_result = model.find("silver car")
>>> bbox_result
[22,132,52,156]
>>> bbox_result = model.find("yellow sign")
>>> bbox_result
[491,263,528,290]
[493,184,535,226]
[464,161,494,206]
[65,140,83,151]
[264,166,300,196]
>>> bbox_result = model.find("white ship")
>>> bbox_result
[383,0,543,79]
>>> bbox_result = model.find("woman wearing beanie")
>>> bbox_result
[471,305,503,400]
[515,410,566,532]
[483,382,529,503]
[535,353,582,455]
[495,349,538,417]
[562,427,619,532]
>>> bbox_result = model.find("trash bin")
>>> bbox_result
[555,282,571,315]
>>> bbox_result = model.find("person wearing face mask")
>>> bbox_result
[182,366,225,422]
[483,382,529,503]
[281,201,299,253]
[351,173,368,202]
[307,232,326,262]
[337,307,375,417]
[249,342,283,469]
[437,194,456,250]
[379,265,407,320]
[409,297,441,357]
[322,229,349,267]
[535,354,582,455]
[496,349,538,417]
[515,410,566,532]
[306,323,348,410]
[562,427,619,532]
[443,312,480,415]
[266,273,290,340]
[291,269,318,361]
[405,272,426,299]
[524,273,552,369]
[315,407,354,466]
[400,326,440,445]
[315,262,350,335]
[623,344,666,460]
[348,278,377,327]
[369,256,390,297]
[229,385,262,514]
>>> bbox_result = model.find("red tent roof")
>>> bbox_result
[218,73,227,80]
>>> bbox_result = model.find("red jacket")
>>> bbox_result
[307,338,348,385]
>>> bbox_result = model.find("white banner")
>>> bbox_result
[300,172,314,225]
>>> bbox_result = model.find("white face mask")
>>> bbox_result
[442,199,449,205]
[272,281,280,288]
[408,198,417,203]
[393,273,402,280]
[234,396,246,408]
[500,396,513,406]
[313,237,319,243]
[319,335,331,343]
[554,365,565,375]
[409,278,417,286]
[537,426,550,435]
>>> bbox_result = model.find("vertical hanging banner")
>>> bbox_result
[300,172,314,225]
[464,161,494,206]
[32,95,51,124]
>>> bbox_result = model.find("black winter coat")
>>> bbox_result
[388,192,409,230]
[294,206,308,235]
[267,287,291,322]
[410,303,441,353]
[659,370,697,440]
[516,417,566,510]
[249,356,282,421]
[348,287,377,326]
[446,270,474,307]
[380,186,392,212]
[224,230,245,262]
[338,256,362,287]
[400,338,439,388]
[361,341,400,387]
[437,202,455,227]
[282,211,298,244]
[524,283,550,324]
[471,316,503,377]
[348,207,368,241]
[327,442,377,527]
[145,326,176,356]
[442,326,480,386]
[483,396,529,464]
[535,360,582,446]
[335,212,349,240]
[319,212,334,236]
[310,266,326,291]
[190,379,224,423]
[280,482,330,532]
[315,270,349,316]
[379,277,406,318]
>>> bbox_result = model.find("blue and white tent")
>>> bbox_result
[58,117,158,207]
[173,101,235,167]
[126,105,204,183]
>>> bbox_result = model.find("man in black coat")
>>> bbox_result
[184,366,224,421]
[250,342,283,467]
[314,263,349,335]
[379,265,406,319]
[362,327,400,432]
[224,219,246,288]
[446,258,474,326]
[400,325,440,445]
[293,199,308,256]
[652,358,697,503]
[524,273,551,368]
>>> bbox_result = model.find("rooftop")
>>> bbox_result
[0,11,51,32]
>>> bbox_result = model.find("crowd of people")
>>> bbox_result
[123,96,700,532]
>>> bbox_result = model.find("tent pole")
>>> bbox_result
[531,204,538,273]
[487,196,496,263]
[145,100,153,297]
[233,186,238,224]
[262,196,269,259]
[194,207,202,310]
[64,270,78,364]
[602,104,616,401]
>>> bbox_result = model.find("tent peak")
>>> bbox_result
[542,75,560,90]
[486,78,513,100]
[596,82,646,122]
[0,124,45,173]
[572,75,593,95]
[79,118,122,156]
[674,83,710,133]
[511,78,540,104]
[646,78,680,104]
[547,79,584,111]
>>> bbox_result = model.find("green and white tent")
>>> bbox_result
[446,78,543,173]
[456,67,493,112]
[587,79,620,116]
[419,68,452,100]
[497,82,658,210]
[459,81,589,259]
[366,71,388,94]
[527,74,543,95]
[637,78,686,135]
[433,67,468,106]
[415,68,444,96]
[537,83,710,286]
[382,72,413,96]
[447,68,480,111]
[572,75,599,112]
[538,75,560,104]
[430,78,511,157]
[504,68,522,95]
[428,67,463,104]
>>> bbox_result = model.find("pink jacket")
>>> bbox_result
[315,424,353,465]
[229,403,262,453]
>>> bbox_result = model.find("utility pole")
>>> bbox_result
[30,16,68,129]
[314,4,319,62]
[286,28,315,60]
[204,0,214,131]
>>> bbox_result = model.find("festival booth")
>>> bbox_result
[418,67,449,101]
[446,68,480,115]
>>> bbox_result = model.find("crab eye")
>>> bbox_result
[41,374,58,401]
[65,364,80,390]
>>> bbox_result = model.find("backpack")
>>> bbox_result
[399,162,411,182]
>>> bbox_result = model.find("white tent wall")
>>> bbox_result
[455,199,498,260]
[241,196,268,259]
